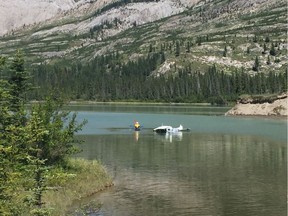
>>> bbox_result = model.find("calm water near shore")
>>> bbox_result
[74,104,287,216]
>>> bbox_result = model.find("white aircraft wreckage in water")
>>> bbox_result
[153,124,190,133]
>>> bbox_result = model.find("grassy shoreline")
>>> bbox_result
[30,100,213,106]
[42,158,113,216]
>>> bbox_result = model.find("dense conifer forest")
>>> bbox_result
[30,52,287,104]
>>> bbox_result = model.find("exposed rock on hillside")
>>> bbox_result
[31,0,187,39]
[0,0,200,37]
[0,0,286,74]
[0,0,82,36]
[225,93,288,116]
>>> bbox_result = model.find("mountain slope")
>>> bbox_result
[0,0,287,75]
[0,0,86,36]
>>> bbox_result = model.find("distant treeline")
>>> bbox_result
[31,52,287,104]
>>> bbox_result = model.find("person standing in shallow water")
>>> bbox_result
[134,121,141,131]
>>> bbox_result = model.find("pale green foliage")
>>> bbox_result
[29,97,87,166]
[8,50,31,112]
[0,56,6,66]
[0,51,86,215]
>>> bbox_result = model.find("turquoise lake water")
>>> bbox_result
[73,104,287,216]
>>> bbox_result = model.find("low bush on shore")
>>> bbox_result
[238,93,287,104]
[43,158,113,216]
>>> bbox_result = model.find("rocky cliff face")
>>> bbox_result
[0,0,81,36]
[0,0,201,36]
[30,0,188,40]
[225,93,288,116]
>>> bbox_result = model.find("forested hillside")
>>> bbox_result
[30,52,287,103]
[0,0,287,103]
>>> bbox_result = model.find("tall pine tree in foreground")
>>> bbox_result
[0,51,86,215]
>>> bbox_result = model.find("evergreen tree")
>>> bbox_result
[262,43,268,54]
[223,45,228,57]
[8,50,31,113]
[270,43,277,56]
[252,56,260,72]
[196,37,202,46]
[246,47,250,54]
[149,44,153,53]
[0,52,86,215]
[175,41,180,57]
[0,52,33,214]
[266,55,271,65]
[253,35,258,43]
[186,41,191,53]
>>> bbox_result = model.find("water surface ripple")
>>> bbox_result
[74,105,287,216]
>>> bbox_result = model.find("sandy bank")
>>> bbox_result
[225,93,288,117]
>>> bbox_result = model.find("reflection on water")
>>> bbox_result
[76,131,287,216]
[123,130,183,143]
[134,131,139,142]
[72,106,287,216]
[153,132,183,143]
[66,103,231,116]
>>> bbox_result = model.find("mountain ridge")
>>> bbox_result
[0,0,198,37]
[0,0,287,76]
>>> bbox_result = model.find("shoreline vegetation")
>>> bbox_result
[13,158,113,216]
[0,51,113,216]
[30,100,213,106]
[43,158,113,216]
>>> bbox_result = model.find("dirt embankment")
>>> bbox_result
[225,93,288,116]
